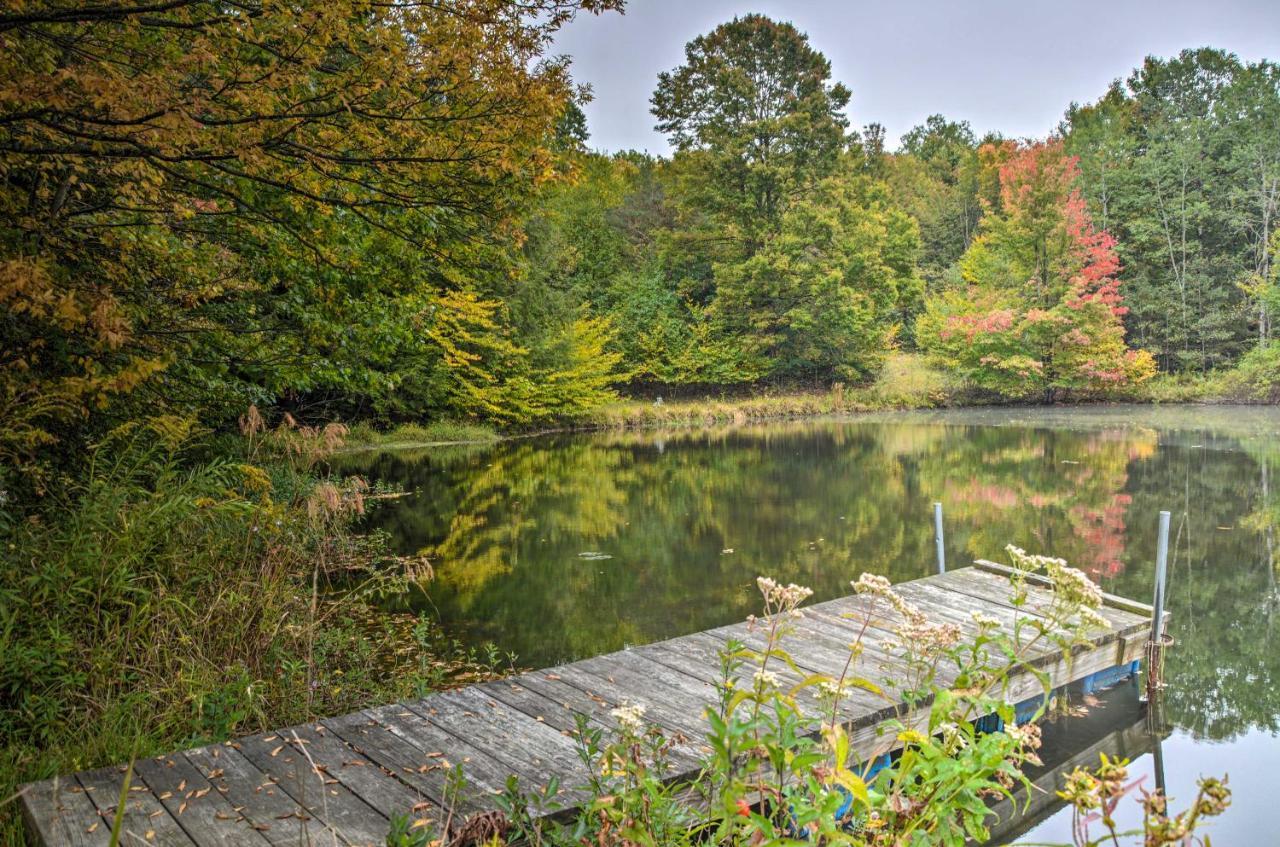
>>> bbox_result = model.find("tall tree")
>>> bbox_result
[1061,83,1135,233]
[649,16,919,382]
[891,115,981,282]
[651,14,850,246]
[712,175,920,380]
[1123,49,1243,370]
[900,115,977,182]
[1220,61,1280,347]
[917,141,1154,399]
[1064,49,1257,371]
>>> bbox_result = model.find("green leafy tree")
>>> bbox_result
[1119,50,1244,370]
[0,0,621,481]
[1219,61,1280,347]
[648,16,922,384]
[712,176,920,380]
[1061,84,1135,234]
[651,14,850,247]
[890,115,982,288]
[1061,49,1272,371]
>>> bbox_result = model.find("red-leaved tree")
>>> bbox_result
[917,141,1154,400]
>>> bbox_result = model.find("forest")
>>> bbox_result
[0,1,1274,842]
[5,7,1280,477]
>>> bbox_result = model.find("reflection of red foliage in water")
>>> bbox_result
[1071,493,1132,578]
[943,430,1150,581]
[946,481,1020,509]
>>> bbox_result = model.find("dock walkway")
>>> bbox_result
[21,563,1159,846]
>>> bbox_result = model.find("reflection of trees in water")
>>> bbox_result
[427,443,636,595]
[1114,435,1280,742]
[923,426,1156,578]
[355,425,943,663]
[347,416,1280,738]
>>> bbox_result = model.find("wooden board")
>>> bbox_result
[21,566,1158,846]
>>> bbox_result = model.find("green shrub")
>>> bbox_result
[861,352,961,408]
[1227,341,1280,402]
[1138,370,1229,403]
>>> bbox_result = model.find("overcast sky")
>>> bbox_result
[551,0,1280,154]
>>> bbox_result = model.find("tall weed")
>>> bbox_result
[0,419,504,841]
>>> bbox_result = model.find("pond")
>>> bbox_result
[340,405,1280,843]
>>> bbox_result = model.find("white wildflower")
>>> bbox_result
[892,614,962,659]
[781,583,813,606]
[752,668,780,689]
[610,703,646,732]
[1077,606,1111,631]
[1006,544,1069,574]
[937,721,968,748]
[1046,561,1104,609]
[971,610,1001,629]
[814,679,844,700]
[756,576,813,614]
[852,573,892,595]
[756,576,778,598]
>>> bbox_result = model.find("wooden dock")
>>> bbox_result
[20,563,1160,846]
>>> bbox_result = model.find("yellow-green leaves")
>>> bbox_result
[823,724,870,809]
[1,0,622,474]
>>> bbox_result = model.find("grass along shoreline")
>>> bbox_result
[341,353,964,449]
[340,353,1263,451]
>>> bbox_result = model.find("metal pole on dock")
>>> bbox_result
[1151,510,1170,643]
[1152,734,1168,795]
[1144,510,1171,703]
[934,502,946,573]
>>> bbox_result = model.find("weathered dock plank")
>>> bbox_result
[324,706,509,813]
[229,729,395,846]
[264,722,434,824]
[20,776,108,847]
[130,751,273,846]
[21,566,1161,846]
[405,687,587,796]
[76,766,194,847]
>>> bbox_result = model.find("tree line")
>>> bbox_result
[523,19,1280,404]
[4,5,1280,490]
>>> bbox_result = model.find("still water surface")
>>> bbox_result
[342,406,1280,843]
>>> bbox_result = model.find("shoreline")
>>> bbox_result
[337,352,1268,453]
[338,394,1253,454]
